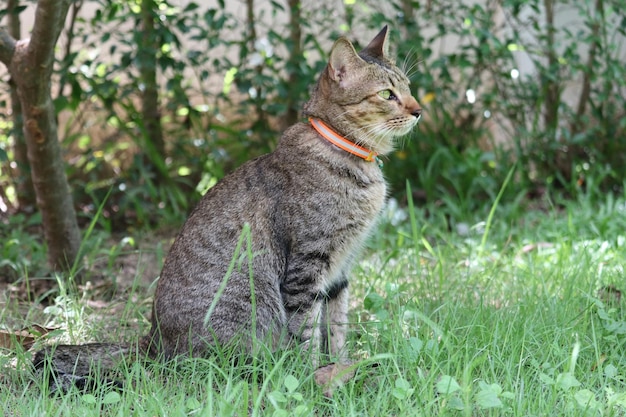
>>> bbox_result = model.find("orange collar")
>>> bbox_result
[309,118,382,167]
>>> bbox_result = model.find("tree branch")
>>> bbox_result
[284,0,302,128]
[0,29,16,66]
[26,0,72,72]
[56,0,83,100]
[572,0,602,133]
[7,0,22,39]
[542,0,560,133]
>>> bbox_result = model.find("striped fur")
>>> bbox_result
[149,26,421,363]
[35,26,421,392]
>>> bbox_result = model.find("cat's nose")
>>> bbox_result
[407,97,422,121]
[411,107,422,122]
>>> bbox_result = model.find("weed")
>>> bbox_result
[3,192,626,415]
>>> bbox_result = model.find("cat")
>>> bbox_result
[33,25,421,393]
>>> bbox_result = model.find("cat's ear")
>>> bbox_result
[361,25,390,59]
[328,38,366,87]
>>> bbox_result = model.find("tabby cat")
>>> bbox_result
[34,25,421,392]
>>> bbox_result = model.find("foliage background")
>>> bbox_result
[0,0,625,276]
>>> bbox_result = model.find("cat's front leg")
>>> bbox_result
[280,266,327,366]
[322,276,349,362]
[282,291,323,365]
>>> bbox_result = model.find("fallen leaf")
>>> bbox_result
[0,325,55,351]
[521,242,554,253]
[314,362,357,398]
[86,299,109,309]
[7,279,57,304]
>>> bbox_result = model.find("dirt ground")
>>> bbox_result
[0,229,176,344]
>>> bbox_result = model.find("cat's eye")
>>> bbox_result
[378,89,396,100]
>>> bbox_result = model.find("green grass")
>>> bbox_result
[2,191,626,416]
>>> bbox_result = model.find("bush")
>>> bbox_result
[1,0,624,229]
[377,0,626,205]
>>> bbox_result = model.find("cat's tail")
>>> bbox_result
[32,339,154,393]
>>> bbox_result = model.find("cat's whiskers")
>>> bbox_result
[361,120,403,139]
[371,125,397,148]
[332,109,356,122]
[401,48,414,75]
[396,131,414,150]
[343,121,402,155]
[400,48,422,80]
[405,61,421,81]
[375,117,420,150]
[407,63,422,82]
[324,112,415,148]
[344,122,386,145]
[348,117,414,144]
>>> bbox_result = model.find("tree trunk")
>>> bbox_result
[245,0,270,145]
[571,0,602,135]
[400,0,415,36]
[0,0,81,273]
[283,0,302,130]
[542,0,560,134]
[138,0,167,183]
[6,0,36,211]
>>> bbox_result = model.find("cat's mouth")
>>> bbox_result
[389,116,420,136]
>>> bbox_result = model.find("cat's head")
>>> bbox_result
[303,26,421,156]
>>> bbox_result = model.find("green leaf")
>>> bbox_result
[396,377,412,391]
[475,385,503,409]
[607,391,626,408]
[284,375,299,393]
[186,397,202,411]
[556,372,581,391]
[222,67,238,95]
[392,377,414,400]
[363,292,385,312]
[573,389,599,410]
[81,394,97,405]
[407,337,423,358]
[604,364,619,378]
[102,391,121,405]
[293,404,310,416]
[43,305,62,316]
[436,375,461,395]
[501,391,516,399]
[478,381,502,394]
[184,2,199,12]
[268,391,287,405]
[539,373,555,385]
[447,396,465,410]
